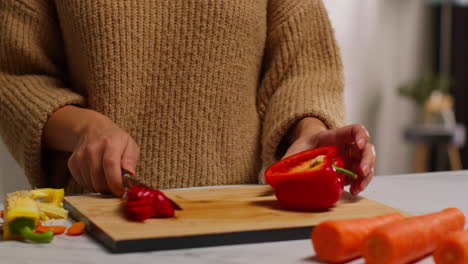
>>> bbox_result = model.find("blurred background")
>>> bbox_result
[1,0,467,194]
[324,0,468,177]
[324,0,432,176]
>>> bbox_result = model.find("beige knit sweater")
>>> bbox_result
[0,0,345,193]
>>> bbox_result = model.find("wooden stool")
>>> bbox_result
[404,124,466,172]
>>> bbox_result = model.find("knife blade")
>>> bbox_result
[121,169,183,210]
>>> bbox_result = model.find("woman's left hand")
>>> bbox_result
[282,117,375,195]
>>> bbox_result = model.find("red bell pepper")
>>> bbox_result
[125,186,175,221]
[264,146,358,211]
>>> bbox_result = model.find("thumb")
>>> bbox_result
[282,139,315,160]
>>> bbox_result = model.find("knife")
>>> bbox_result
[121,169,183,210]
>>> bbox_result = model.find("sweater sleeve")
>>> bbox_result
[257,0,346,168]
[0,0,85,188]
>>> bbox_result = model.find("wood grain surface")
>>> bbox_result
[64,185,407,252]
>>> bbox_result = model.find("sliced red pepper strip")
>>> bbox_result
[125,186,175,221]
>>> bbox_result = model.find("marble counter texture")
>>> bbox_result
[1,171,467,264]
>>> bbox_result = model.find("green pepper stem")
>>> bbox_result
[332,163,358,180]
[20,226,54,243]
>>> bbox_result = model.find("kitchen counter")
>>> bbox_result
[1,170,467,264]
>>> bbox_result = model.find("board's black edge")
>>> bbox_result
[112,226,313,253]
[64,199,313,253]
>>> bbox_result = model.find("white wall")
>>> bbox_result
[324,0,433,175]
[0,1,434,196]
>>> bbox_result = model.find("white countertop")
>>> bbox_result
[1,171,467,264]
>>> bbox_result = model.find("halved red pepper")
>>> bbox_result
[125,186,175,221]
[264,146,358,211]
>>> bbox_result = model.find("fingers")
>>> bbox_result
[280,121,375,195]
[102,137,128,197]
[121,139,140,176]
[359,143,375,176]
[350,171,374,196]
[313,124,374,194]
[85,144,107,194]
[68,152,85,188]
[66,130,140,197]
[317,124,369,149]
[69,144,107,193]
[350,143,376,195]
[347,143,362,161]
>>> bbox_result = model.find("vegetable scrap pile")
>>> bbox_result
[311,208,468,264]
[1,188,85,243]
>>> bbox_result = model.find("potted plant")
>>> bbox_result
[398,72,454,126]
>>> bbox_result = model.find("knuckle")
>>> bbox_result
[122,157,136,166]
[84,143,100,156]
[369,144,376,157]
[68,164,78,177]
[102,136,114,147]
[360,126,370,137]
[353,124,369,137]
[103,157,118,168]
[74,150,85,162]
[67,155,75,168]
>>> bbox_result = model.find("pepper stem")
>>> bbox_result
[20,226,54,243]
[332,163,358,180]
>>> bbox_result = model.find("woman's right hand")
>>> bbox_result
[68,114,140,197]
[44,106,140,197]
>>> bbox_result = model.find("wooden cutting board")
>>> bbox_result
[64,185,407,253]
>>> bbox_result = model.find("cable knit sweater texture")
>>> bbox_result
[0,0,345,194]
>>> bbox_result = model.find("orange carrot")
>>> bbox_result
[66,221,86,236]
[36,225,67,235]
[433,229,468,264]
[0,210,3,218]
[311,213,404,263]
[362,208,466,264]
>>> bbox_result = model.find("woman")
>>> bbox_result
[0,0,375,197]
